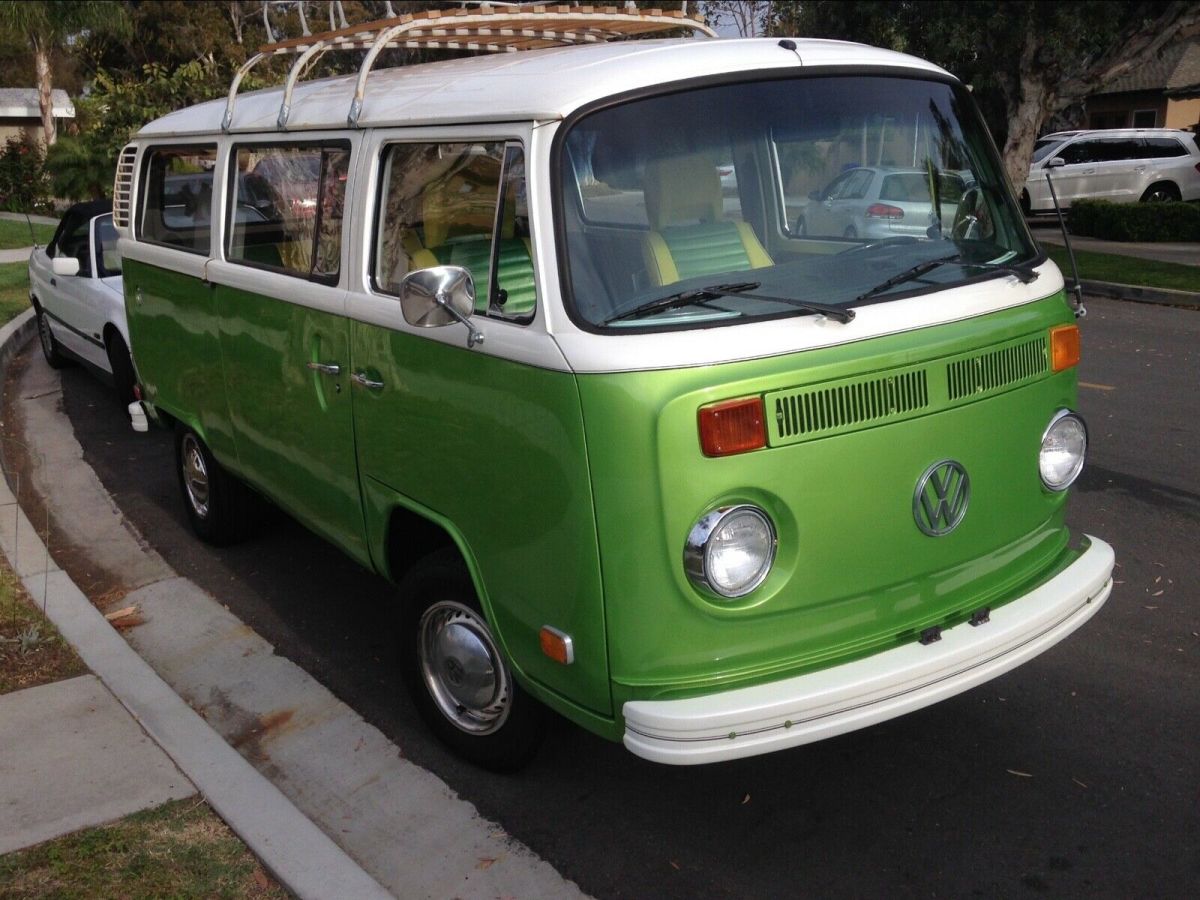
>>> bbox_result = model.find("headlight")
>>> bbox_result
[684,505,776,599]
[1040,410,1087,491]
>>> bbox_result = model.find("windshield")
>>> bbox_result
[558,75,1037,330]
[1032,138,1062,164]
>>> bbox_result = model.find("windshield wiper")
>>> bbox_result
[966,261,1039,284]
[854,254,961,303]
[604,281,759,324]
[607,281,854,325]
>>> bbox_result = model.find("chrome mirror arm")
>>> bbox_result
[434,290,485,348]
[1044,167,1086,318]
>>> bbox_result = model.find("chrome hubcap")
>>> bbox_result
[180,434,210,518]
[418,600,510,735]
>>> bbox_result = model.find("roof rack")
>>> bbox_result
[221,4,716,132]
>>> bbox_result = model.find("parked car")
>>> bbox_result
[1022,128,1200,213]
[798,166,967,239]
[27,199,135,403]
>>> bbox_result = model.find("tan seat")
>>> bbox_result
[641,155,772,286]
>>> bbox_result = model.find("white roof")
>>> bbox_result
[138,37,950,137]
[0,88,75,119]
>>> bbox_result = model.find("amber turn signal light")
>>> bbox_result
[1050,324,1080,372]
[698,396,766,457]
[539,626,574,665]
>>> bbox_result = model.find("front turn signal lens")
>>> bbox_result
[1050,324,1080,372]
[698,397,766,457]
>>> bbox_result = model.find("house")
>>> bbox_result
[1084,39,1200,132]
[0,88,75,146]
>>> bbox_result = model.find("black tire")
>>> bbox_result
[106,333,137,406]
[1020,189,1031,217]
[1140,182,1180,203]
[34,304,68,369]
[174,425,253,545]
[399,548,545,771]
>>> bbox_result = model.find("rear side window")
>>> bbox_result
[227,143,350,282]
[1142,137,1187,158]
[138,145,218,253]
[374,141,536,322]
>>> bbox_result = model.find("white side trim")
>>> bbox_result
[119,238,208,280]
[623,536,1114,765]
[206,259,346,318]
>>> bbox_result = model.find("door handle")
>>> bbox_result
[351,371,384,390]
[306,361,341,376]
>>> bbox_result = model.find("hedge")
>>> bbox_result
[1068,198,1200,242]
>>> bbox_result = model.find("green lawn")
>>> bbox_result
[0,218,55,250]
[1,563,87,696]
[0,262,32,323]
[0,798,286,899]
[1043,245,1200,293]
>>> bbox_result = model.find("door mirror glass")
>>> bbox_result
[51,256,81,277]
[400,265,485,348]
[1046,157,1066,169]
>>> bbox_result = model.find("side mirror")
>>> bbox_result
[1046,157,1066,169]
[399,265,484,348]
[51,256,80,277]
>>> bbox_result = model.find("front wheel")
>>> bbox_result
[175,426,254,545]
[399,549,545,771]
[35,305,68,369]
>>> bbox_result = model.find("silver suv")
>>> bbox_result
[1022,128,1200,213]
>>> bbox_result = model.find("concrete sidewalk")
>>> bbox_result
[0,211,58,227]
[0,675,195,855]
[0,247,33,264]
[0,310,587,898]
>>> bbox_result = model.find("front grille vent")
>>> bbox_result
[112,144,137,229]
[946,336,1047,401]
[773,369,929,440]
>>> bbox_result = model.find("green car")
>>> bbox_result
[116,20,1113,769]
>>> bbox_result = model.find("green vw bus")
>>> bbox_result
[117,17,1113,769]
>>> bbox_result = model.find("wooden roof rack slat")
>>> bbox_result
[222,3,715,132]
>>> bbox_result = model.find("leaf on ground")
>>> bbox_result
[741,793,750,805]
[1006,768,1034,778]
[1072,778,1088,788]
[104,605,137,621]
[476,857,497,870]
[670,860,680,870]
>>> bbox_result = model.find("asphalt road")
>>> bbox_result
[59,296,1198,898]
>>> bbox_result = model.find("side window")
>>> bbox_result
[227,143,350,282]
[55,218,93,276]
[1060,140,1097,165]
[95,216,121,278]
[374,141,536,322]
[1098,138,1140,162]
[842,169,873,199]
[1142,138,1187,159]
[138,145,218,253]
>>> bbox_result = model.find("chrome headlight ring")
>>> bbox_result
[684,504,777,600]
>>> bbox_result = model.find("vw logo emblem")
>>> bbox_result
[913,459,970,536]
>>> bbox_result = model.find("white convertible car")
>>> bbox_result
[28,199,135,403]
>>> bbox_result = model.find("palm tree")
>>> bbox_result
[0,1,130,146]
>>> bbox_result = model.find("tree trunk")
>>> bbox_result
[33,36,55,147]
[1001,74,1053,192]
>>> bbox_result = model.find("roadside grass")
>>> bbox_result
[0,219,55,250]
[1043,245,1200,293]
[0,798,287,899]
[0,562,86,695]
[0,262,32,323]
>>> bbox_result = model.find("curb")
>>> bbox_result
[0,309,392,900]
[1076,279,1200,308]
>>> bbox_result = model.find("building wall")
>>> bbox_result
[0,120,44,147]
[1164,98,1200,130]
[1085,91,1167,128]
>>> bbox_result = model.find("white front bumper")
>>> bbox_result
[623,536,1114,765]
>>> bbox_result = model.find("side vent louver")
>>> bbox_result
[771,369,929,443]
[946,336,1048,402]
[112,145,137,229]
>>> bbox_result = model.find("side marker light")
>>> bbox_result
[1050,324,1080,372]
[539,626,574,665]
